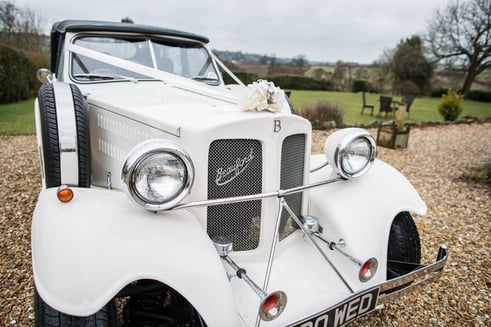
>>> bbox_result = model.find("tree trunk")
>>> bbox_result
[460,54,482,96]
[461,71,475,97]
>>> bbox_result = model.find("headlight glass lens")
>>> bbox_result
[340,137,372,176]
[122,140,194,211]
[133,153,187,204]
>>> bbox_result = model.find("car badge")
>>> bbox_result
[215,148,254,186]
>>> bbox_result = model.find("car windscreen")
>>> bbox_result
[71,35,219,84]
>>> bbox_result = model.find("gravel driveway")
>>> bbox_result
[1,123,490,326]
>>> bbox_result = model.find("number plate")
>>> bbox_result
[290,287,380,327]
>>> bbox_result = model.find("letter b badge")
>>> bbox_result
[274,119,281,133]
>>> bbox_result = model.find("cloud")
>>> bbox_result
[13,0,450,63]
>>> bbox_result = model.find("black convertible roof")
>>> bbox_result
[50,20,210,71]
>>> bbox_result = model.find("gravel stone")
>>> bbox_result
[1,123,490,326]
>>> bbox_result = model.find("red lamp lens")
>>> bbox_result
[262,293,279,312]
[360,261,371,276]
[359,257,378,282]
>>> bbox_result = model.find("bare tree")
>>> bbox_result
[0,0,43,51]
[0,0,17,42]
[426,0,491,96]
[371,49,394,93]
[291,54,308,69]
[15,7,43,50]
[332,60,348,91]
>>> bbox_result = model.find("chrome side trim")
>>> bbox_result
[54,81,79,186]
[377,244,448,305]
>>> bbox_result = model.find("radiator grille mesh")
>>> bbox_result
[207,139,262,251]
[279,134,305,240]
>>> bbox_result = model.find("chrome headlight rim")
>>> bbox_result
[327,128,376,179]
[122,139,194,211]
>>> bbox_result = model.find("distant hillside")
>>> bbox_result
[213,50,296,65]
[213,49,336,66]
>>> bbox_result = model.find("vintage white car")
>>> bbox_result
[32,20,448,326]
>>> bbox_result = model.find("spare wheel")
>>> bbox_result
[37,82,90,188]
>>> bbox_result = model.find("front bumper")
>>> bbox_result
[378,244,448,304]
[287,245,448,327]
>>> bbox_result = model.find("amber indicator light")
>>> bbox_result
[57,186,74,203]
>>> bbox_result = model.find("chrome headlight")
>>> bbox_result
[122,140,194,210]
[324,128,376,179]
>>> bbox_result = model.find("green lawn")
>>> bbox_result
[1,92,490,134]
[289,91,491,125]
[0,98,36,135]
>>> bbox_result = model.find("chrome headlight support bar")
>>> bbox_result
[183,177,355,293]
[280,199,355,293]
[301,216,378,283]
[212,236,287,322]
[174,176,344,210]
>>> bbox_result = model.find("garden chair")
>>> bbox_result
[360,92,375,115]
[377,96,393,118]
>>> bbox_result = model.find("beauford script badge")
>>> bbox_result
[215,148,255,186]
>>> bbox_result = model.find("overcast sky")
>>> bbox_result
[12,0,450,64]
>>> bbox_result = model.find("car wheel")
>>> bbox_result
[37,82,90,188]
[387,211,421,279]
[34,288,117,327]
[34,290,117,327]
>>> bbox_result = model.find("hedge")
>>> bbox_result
[0,45,35,104]
[267,75,333,91]
[466,90,491,103]
[225,71,334,91]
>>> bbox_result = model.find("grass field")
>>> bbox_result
[289,90,491,125]
[0,98,36,135]
[0,92,490,134]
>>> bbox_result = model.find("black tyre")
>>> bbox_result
[34,289,117,327]
[387,211,421,279]
[285,92,295,114]
[37,83,90,188]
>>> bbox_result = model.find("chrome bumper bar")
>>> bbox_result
[377,244,448,305]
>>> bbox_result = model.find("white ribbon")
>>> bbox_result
[240,80,285,112]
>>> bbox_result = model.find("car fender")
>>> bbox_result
[307,155,427,287]
[32,187,241,326]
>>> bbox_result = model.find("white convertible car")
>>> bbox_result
[32,20,448,326]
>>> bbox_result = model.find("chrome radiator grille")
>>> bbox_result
[207,135,306,251]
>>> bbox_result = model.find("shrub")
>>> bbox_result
[300,100,344,129]
[393,80,421,96]
[352,80,367,93]
[0,45,35,103]
[23,50,50,97]
[465,159,491,183]
[227,72,259,85]
[438,89,463,121]
[431,87,447,98]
